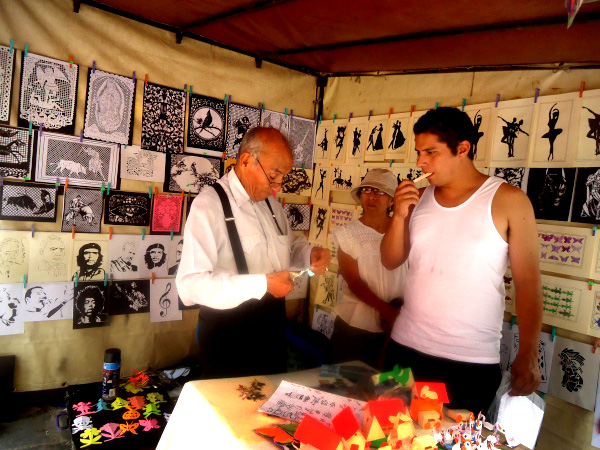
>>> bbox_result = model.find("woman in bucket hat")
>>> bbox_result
[330,168,408,368]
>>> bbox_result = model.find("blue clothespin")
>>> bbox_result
[510,315,517,330]
[434,102,439,110]
[80,130,84,142]
[141,229,145,240]
[148,186,152,199]
[368,110,372,121]
[23,275,27,288]
[495,93,501,108]
[314,114,318,124]
[39,124,42,137]
[285,108,288,118]
[9,39,14,54]
[348,112,352,122]
[170,230,174,241]
[92,60,96,74]
[187,190,191,202]
[534,88,540,103]
[0,176,3,187]
[290,109,293,120]
[462,98,466,112]
[228,95,231,107]
[24,43,28,58]
[104,272,108,286]
[28,121,32,136]
[551,326,556,341]
[106,182,111,195]
[593,224,597,236]
[31,224,34,238]
[100,182,105,194]
[132,71,136,83]
[74,273,79,287]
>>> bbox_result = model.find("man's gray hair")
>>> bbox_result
[238,127,292,159]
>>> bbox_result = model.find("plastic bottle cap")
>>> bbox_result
[104,348,121,363]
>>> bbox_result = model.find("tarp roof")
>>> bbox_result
[75,0,600,75]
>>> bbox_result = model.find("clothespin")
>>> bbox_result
[551,326,556,341]
[148,186,152,199]
[594,224,597,236]
[540,392,545,400]
[509,315,517,330]
[461,98,466,112]
[69,55,73,68]
[290,109,293,120]
[39,124,42,137]
[285,108,288,118]
[434,102,439,110]
[151,272,155,284]
[106,182,111,195]
[388,108,393,118]
[80,130,84,142]
[64,178,69,191]
[154,187,158,197]
[72,226,75,239]
[74,273,79,287]
[308,197,312,208]
[228,95,231,107]
[221,151,226,162]
[132,71,136,83]
[101,182,105,194]
[333,114,336,123]
[23,275,27,288]
[389,159,394,167]
[31,224,34,238]
[495,93,501,108]
[319,115,322,125]
[368,110,372,121]
[314,114,318,124]
[190,85,193,96]
[580,81,585,98]
[92,60,96,74]
[109,227,113,240]
[281,198,286,208]
[0,176,3,187]
[104,272,108,286]
[180,190,185,199]
[170,230,174,241]
[348,112,352,122]
[24,43,28,58]
[9,39,14,54]
[144,73,148,87]
[24,176,30,181]
[594,338,600,354]
[534,88,540,103]
[589,280,595,290]
[28,121,32,136]
[301,163,305,173]
[410,105,415,116]
[55,177,60,190]
[141,228,146,240]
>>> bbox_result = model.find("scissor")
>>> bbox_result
[289,268,315,280]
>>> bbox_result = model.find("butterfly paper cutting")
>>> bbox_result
[541,252,547,259]
[541,234,553,242]
[553,235,565,243]
[571,257,580,264]
[564,236,573,243]
[560,255,569,262]
[571,245,582,253]
[573,238,584,244]
[552,244,562,253]
[562,246,571,253]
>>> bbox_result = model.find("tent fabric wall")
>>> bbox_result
[0,0,316,391]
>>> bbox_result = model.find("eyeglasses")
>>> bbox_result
[255,157,282,188]
[360,187,386,196]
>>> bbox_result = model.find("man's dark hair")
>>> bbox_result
[76,242,103,270]
[24,286,43,300]
[414,107,475,160]
[75,285,104,316]
[144,243,166,269]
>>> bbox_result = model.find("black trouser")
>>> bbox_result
[196,293,287,379]
[385,341,502,414]
[330,316,387,370]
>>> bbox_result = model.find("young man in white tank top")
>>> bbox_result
[381,107,542,413]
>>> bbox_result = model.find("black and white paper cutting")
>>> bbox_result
[36,132,119,188]
[73,281,108,329]
[84,69,135,145]
[120,144,165,183]
[107,234,142,280]
[109,279,150,315]
[164,152,223,194]
[288,116,315,168]
[19,52,78,134]
[0,125,34,179]
[150,278,182,322]
[0,180,57,222]
[22,282,74,322]
[526,168,576,221]
[187,94,226,151]
[141,82,186,153]
[0,283,24,335]
[283,203,310,231]
[261,109,289,137]
[104,190,151,226]
[61,187,103,233]
[0,45,15,123]
[225,103,261,158]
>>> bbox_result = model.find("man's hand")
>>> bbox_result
[393,180,420,219]
[310,247,331,275]
[509,349,541,396]
[266,271,294,298]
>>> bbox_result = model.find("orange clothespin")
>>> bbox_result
[154,186,158,196]
[65,178,69,191]
[151,272,155,284]
[580,81,586,98]
[281,198,286,208]
[410,105,415,117]
[594,338,600,353]
[72,226,75,239]
[388,108,393,119]
[69,55,73,68]
[180,190,185,199]
[144,74,148,87]
[109,227,113,240]
[221,151,226,162]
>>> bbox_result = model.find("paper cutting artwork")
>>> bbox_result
[28,233,72,283]
[104,191,151,226]
[120,145,165,182]
[329,203,357,230]
[588,291,600,337]
[151,278,182,322]
[0,231,30,284]
[18,52,78,133]
[465,104,494,164]
[330,165,357,192]
[314,121,333,163]
[532,95,574,164]
[364,117,388,162]
[390,166,429,189]
[571,167,600,225]
[289,116,315,168]
[187,94,226,151]
[577,92,600,162]
[312,307,335,339]
[536,224,594,278]
[22,282,74,322]
[499,321,513,373]
[167,238,183,276]
[140,82,185,153]
[540,275,593,334]
[526,168,575,221]
[71,237,108,282]
[36,132,119,188]
[262,110,289,137]
[0,180,57,222]
[107,235,141,280]
[225,103,261,158]
[547,336,600,411]
[287,272,309,301]
[282,168,312,197]
[314,271,337,309]
[62,188,103,233]
[506,327,555,394]
[309,205,330,245]
[109,279,150,315]
[84,69,135,145]
[385,113,411,160]
[345,119,367,164]
[0,283,24,335]
[164,153,222,194]
[136,236,171,279]
[492,168,528,190]
[151,194,183,235]
[0,45,15,123]
[491,101,533,165]
[329,123,347,163]
[283,203,310,231]
[73,281,108,329]
[311,165,332,203]
[0,124,34,179]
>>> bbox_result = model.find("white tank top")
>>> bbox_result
[391,176,508,363]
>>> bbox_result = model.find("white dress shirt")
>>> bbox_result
[177,169,312,309]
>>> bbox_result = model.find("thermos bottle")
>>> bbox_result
[102,348,121,401]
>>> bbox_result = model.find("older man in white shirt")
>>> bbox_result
[177,127,330,378]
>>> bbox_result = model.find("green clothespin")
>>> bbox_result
[462,98,466,111]
[23,176,30,181]
[9,39,14,54]
[149,187,152,199]
[551,326,556,341]
[23,274,27,288]
[224,94,228,105]
[190,85,193,96]
[285,108,288,118]
[510,315,517,330]
[389,160,394,167]
[301,163,305,173]
[106,183,111,195]
[101,182,105,194]
[74,273,79,287]
[170,230,174,241]
[333,114,337,123]
[434,102,439,110]
[28,121,32,136]
[104,273,108,286]
[319,115,322,125]
[593,224,597,236]
[24,43,28,58]
[141,229,145,240]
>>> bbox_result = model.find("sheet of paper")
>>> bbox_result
[259,380,366,426]
[497,392,545,449]
[150,278,182,322]
[120,145,166,182]
[312,307,335,339]
[22,281,73,322]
